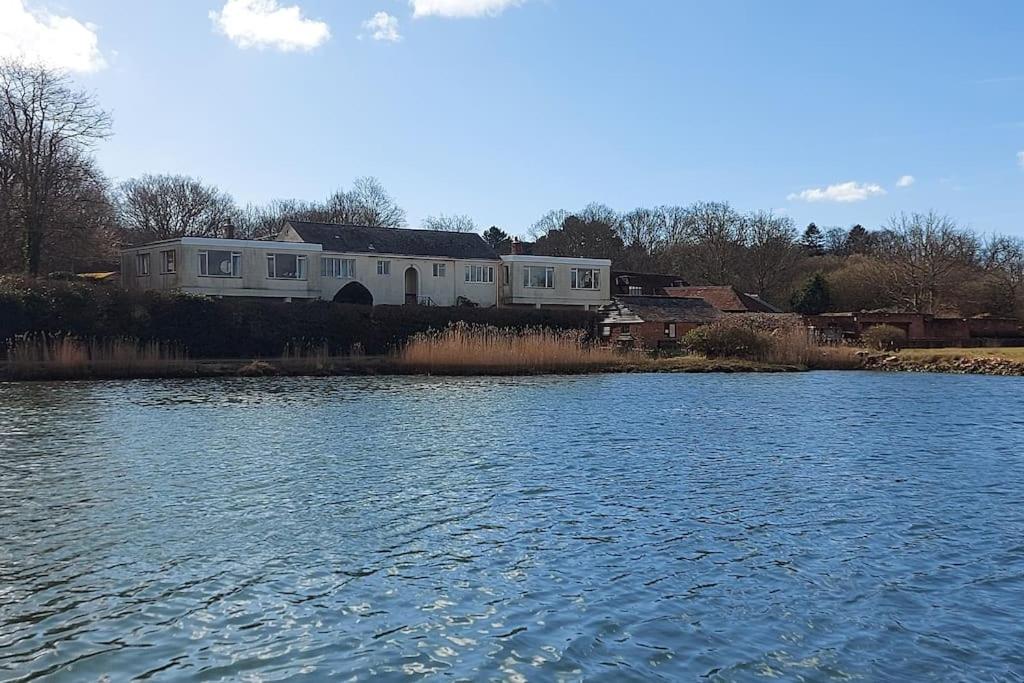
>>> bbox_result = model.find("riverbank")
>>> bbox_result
[0,354,806,381]
[865,348,1024,376]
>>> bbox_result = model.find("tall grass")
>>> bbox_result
[395,322,623,374]
[3,333,191,379]
[766,326,862,369]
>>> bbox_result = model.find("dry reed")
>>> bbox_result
[767,326,863,369]
[394,322,624,374]
[3,333,191,379]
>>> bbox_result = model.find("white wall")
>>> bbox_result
[500,255,612,309]
[121,238,322,299]
[317,253,498,307]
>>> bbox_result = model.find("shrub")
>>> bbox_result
[861,324,907,351]
[0,277,598,359]
[682,317,772,360]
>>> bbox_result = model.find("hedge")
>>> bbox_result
[0,276,597,358]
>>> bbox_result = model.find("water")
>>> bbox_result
[1,372,1023,681]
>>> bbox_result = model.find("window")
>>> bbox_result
[465,264,494,283]
[267,253,307,279]
[160,250,175,274]
[199,250,241,277]
[503,265,511,283]
[136,253,151,276]
[377,260,391,276]
[322,257,355,279]
[620,324,631,334]
[523,266,554,288]
[665,323,677,338]
[571,268,600,290]
[601,325,611,337]
[628,285,643,295]
[432,263,447,277]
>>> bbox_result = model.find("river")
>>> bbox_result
[1,372,1023,680]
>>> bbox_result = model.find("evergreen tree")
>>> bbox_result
[846,224,872,254]
[800,223,824,256]
[481,225,511,251]
[790,272,832,314]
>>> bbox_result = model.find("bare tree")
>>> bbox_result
[667,201,748,285]
[743,210,800,301]
[422,213,476,232]
[878,212,979,313]
[0,60,112,274]
[323,176,406,228]
[116,174,236,242]
[529,208,570,240]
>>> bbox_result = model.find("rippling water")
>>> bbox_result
[2,372,1024,681]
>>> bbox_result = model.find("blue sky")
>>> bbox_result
[3,0,1023,236]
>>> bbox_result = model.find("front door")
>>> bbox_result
[404,267,418,305]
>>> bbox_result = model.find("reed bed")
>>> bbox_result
[766,327,863,370]
[3,333,192,380]
[394,323,624,374]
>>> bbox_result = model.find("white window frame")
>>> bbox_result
[432,263,447,278]
[377,260,391,276]
[160,250,175,274]
[322,257,355,279]
[464,264,494,284]
[136,253,151,276]
[666,323,677,338]
[571,268,600,290]
[266,253,307,280]
[523,265,554,289]
[199,250,241,278]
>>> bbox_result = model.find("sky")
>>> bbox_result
[2,0,1023,237]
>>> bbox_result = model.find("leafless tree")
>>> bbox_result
[743,210,800,301]
[116,174,236,242]
[877,212,980,313]
[422,212,476,232]
[0,60,112,274]
[323,176,406,228]
[529,209,570,240]
[668,201,748,285]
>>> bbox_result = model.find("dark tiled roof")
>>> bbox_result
[286,221,500,260]
[664,285,781,313]
[603,296,721,324]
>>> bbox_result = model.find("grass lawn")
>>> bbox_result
[898,347,1024,362]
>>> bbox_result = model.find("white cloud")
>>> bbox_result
[361,12,401,42]
[1018,151,1024,168]
[787,181,887,203]
[0,0,105,73]
[410,0,525,18]
[896,175,915,188]
[210,0,330,52]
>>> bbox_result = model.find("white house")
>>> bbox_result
[120,222,612,310]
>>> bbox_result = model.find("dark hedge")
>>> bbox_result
[0,277,597,358]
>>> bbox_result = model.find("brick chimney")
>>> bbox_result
[222,218,235,240]
[510,237,524,255]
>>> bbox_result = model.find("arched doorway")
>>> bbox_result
[333,281,373,306]
[404,267,419,305]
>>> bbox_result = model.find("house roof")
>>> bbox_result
[599,295,721,324]
[663,285,781,313]
[285,221,500,260]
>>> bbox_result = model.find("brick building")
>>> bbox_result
[805,311,1024,346]
[597,296,721,348]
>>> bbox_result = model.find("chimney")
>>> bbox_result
[511,237,524,255]
[222,218,235,240]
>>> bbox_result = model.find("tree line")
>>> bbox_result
[514,202,1024,317]
[2,59,1022,317]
